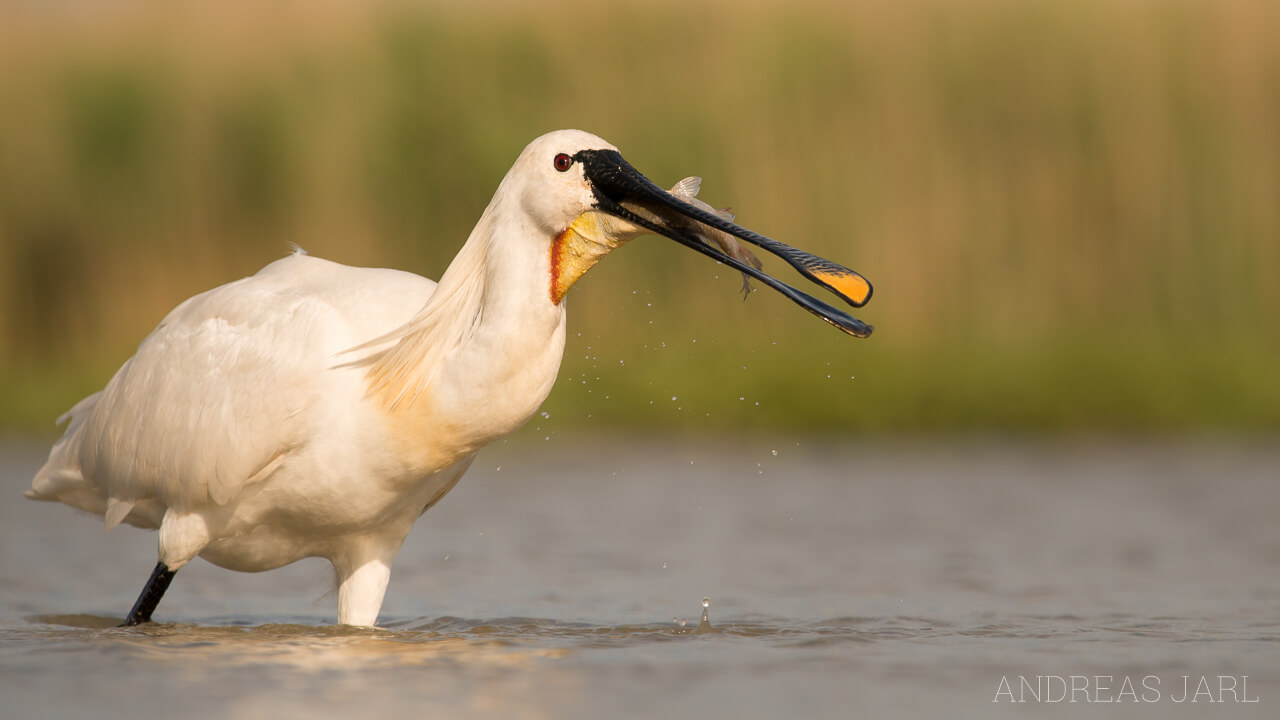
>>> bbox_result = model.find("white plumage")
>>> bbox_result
[29,132,596,626]
[28,129,873,627]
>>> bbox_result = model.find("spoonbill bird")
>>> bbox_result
[27,130,873,627]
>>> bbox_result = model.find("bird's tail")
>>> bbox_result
[26,392,109,518]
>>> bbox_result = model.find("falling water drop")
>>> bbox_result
[695,597,714,634]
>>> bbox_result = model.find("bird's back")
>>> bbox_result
[28,252,437,529]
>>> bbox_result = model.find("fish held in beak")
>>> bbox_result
[665,177,762,298]
[575,149,874,338]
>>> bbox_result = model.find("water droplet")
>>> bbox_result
[696,598,714,634]
[678,618,688,627]
[671,395,677,401]
[771,449,778,456]
[662,562,668,569]
[443,554,450,561]
[540,411,550,419]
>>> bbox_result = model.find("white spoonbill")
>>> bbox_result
[27,129,873,627]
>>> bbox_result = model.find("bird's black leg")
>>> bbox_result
[120,562,177,627]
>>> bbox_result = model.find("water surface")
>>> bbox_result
[2,437,1276,718]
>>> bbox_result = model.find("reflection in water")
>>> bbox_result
[11,610,908,674]
[28,615,569,671]
[17,609,1268,670]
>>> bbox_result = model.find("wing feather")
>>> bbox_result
[31,253,437,520]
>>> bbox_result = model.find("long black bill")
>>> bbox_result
[577,149,874,338]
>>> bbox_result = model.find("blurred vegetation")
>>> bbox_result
[1,0,1278,434]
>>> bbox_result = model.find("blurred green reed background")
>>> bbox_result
[1,0,1277,434]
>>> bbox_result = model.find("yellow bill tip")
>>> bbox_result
[811,269,873,308]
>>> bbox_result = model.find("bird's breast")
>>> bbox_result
[375,310,568,477]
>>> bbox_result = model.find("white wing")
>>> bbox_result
[29,253,435,527]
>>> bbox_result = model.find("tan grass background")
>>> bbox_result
[1,0,1277,432]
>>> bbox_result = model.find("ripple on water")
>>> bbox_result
[7,613,1031,654]
[6,609,1275,674]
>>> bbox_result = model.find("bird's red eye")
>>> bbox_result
[553,153,574,172]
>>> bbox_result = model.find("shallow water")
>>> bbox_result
[2,436,1277,718]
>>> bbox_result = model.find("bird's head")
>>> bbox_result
[511,129,874,338]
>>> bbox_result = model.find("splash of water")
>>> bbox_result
[695,597,714,635]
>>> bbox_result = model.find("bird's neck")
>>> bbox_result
[363,201,568,471]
